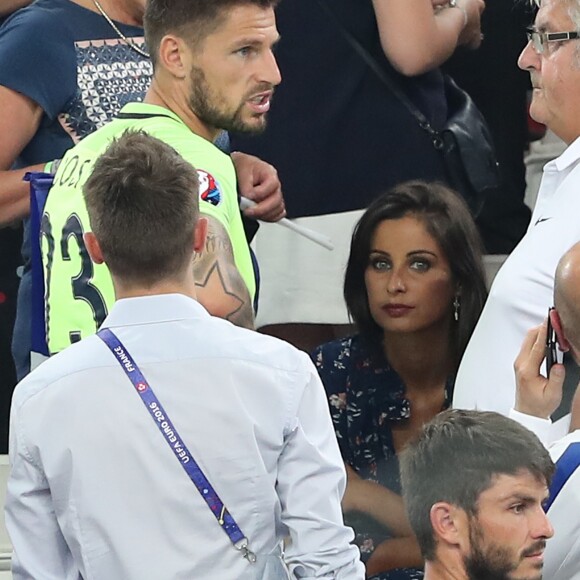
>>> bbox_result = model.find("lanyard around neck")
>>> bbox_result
[97,327,256,563]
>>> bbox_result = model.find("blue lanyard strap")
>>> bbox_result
[97,327,256,563]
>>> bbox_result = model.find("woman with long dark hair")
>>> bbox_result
[312,181,488,579]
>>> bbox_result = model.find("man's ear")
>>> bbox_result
[158,34,190,79]
[193,217,208,254]
[551,308,571,352]
[83,232,104,265]
[430,502,469,551]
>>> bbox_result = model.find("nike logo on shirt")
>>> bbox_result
[535,217,553,226]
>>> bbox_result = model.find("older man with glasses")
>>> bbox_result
[454,0,580,439]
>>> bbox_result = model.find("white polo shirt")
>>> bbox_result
[6,294,364,580]
[454,137,580,440]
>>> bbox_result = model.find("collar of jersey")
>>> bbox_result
[118,102,186,127]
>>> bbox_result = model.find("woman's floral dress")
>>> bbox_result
[312,335,453,580]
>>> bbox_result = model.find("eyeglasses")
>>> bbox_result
[526,26,580,54]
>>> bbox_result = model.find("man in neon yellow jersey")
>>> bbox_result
[41,0,282,353]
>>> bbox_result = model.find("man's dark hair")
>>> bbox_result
[343,180,487,369]
[83,130,199,286]
[144,0,279,67]
[400,409,555,561]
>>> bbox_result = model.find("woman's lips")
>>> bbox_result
[382,304,414,317]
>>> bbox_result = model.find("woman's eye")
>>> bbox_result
[370,258,390,271]
[410,259,430,271]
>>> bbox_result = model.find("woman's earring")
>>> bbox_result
[453,295,461,322]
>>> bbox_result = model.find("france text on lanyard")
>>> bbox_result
[97,327,256,563]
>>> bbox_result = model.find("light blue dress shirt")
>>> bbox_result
[6,294,364,579]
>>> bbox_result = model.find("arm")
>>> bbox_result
[371,0,485,76]
[230,151,286,222]
[342,464,413,537]
[0,85,46,224]
[192,215,254,330]
[0,0,31,17]
[277,359,365,579]
[312,341,412,535]
[5,405,80,579]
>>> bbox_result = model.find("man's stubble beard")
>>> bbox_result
[188,63,269,136]
[464,521,544,580]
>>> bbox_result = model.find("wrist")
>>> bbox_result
[449,0,468,29]
[514,397,553,420]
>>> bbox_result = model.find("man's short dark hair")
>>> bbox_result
[83,130,199,286]
[144,0,279,67]
[400,409,555,561]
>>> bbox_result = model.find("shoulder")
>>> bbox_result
[53,113,135,170]
[167,135,237,220]
[118,111,237,213]
[1,1,61,27]
[310,336,361,395]
[0,1,81,113]
[549,431,580,463]
[48,128,106,195]
[0,0,78,46]
[311,335,362,368]
[204,316,315,377]
[11,335,106,411]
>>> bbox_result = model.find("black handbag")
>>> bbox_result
[315,0,500,216]
[436,76,501,214]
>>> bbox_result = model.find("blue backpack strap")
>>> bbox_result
[545,441,580,512]
[25,171,54,358]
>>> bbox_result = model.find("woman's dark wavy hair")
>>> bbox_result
[344,180,487,369]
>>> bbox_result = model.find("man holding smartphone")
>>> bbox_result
[511,241,580,580]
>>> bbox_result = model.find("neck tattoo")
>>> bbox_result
[91,0,150,59]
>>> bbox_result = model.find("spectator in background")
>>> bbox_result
[0,0,32,455]
[6,131,365,580]
[443,0,535,254]
[512,240,580,580]
[454,0,580,441]
[311,182,487,579]
[401,409,554,580]
[230,0,485,352]
[0,0,152,405]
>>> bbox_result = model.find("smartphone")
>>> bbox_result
[546,307,558,376]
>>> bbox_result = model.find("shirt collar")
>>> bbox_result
[551,135,580,172]
[118,102,186,126]
[101,294,210,329]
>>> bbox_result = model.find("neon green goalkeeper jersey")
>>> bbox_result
[41,103,254,354]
